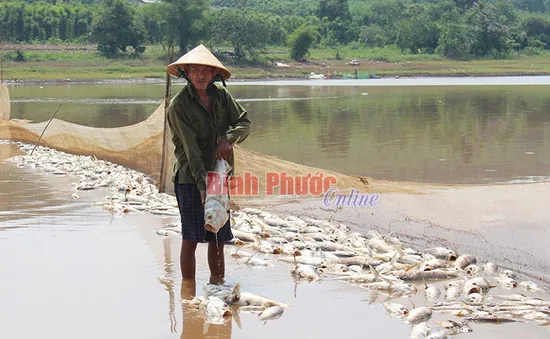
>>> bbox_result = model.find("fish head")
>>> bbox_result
[500,270,516,279]
[465,265,479,276]
[458,323,473,333]
[420,263,434,272]
[446,251,458,261]
[467,293,483,303]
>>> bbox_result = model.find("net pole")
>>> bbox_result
[159,45,174,193]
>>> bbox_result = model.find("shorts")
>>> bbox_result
[173,174,233,243]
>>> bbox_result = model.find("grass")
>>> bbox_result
[2,43,550,82]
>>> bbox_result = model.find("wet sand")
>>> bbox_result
[2,142,550,339]
[237,179,550,287]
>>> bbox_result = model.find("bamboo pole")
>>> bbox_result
[159,45,174,193]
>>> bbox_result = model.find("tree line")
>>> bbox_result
[1,0,550,60]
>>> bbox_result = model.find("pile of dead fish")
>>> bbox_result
[6,141,550,336]
[183,282,289,326]
[226,207,550,337]
[5,142,181,217]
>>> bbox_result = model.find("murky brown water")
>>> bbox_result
[2,142,550,339]
[6,77,550,184]
[3,78,550,338]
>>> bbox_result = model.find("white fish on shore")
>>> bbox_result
[183,295,232,324]
[258,305,285,321]
[410,322,431,338]
[383,302,409,317]
[519,280,546,292]
[407,306,433,325]
[7,140,550,335]
[291,263,321,281]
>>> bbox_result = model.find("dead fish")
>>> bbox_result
[519,280,547,292]
[232,291,289,309]
[280,255,325,267]
[467,293,484,304]
[425,247,458,261]
[231,248,255,258]
[410,322,431,339]
[425,284,442,301]
[367,238,395,253]
[334,273,376,283]
[463,277,491,295]
[454,254,476,269]
[494,275,518,289]
[436,320,473,334]
[500,269,517,279]
[237,256,270,267]
[420,258,451,271]
[258,305,285,321]
[522,311,550,321]
[291,263,321,281]
[330,256,382,267]
[445,286,462,301]
[464,315,517,323]
[483,262,498,274]
[407,306,433,325]
[383,302,409,317]
[465,264,481,276]
[203,283,241,304]
[427,331,448,339]
[184,296,232,324]
[232,229,260,243]
[391,269,460,281]
[238,305,265,314]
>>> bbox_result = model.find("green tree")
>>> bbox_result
[466,2,511,57]
[210,8,273,59]
[318,0,351,22]
[521,14,550,48]
[163,0,209,55]
[91,0,145,58]
[286,24,320,60]
[436,22,473,59]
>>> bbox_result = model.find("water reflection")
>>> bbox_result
[7,83,550,184]
[159,235,232,339]
[180,279,233,339]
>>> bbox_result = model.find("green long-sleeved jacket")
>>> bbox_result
[166,82,251,192]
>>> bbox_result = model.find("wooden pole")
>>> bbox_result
[158,45,174,193]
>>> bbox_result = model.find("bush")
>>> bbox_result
[5,50,26,62]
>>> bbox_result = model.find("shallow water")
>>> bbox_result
[6,77,550,184]
[2,144,550,339]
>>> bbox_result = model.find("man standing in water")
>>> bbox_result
[166,44,251,283]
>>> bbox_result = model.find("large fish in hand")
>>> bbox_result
[204,159,231,233]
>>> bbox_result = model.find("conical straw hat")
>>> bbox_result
[167,44,231,80]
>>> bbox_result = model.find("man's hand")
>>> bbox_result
[216,137,232,160]
[200,190,206,206]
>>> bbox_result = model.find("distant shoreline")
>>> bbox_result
[4,72,550,86]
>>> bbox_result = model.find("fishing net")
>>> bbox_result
[0,99,173,188]
[0,82,374,199]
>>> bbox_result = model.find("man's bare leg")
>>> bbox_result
[208,241,225,284]
[180,240,198,279]
[180,278,196,300]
